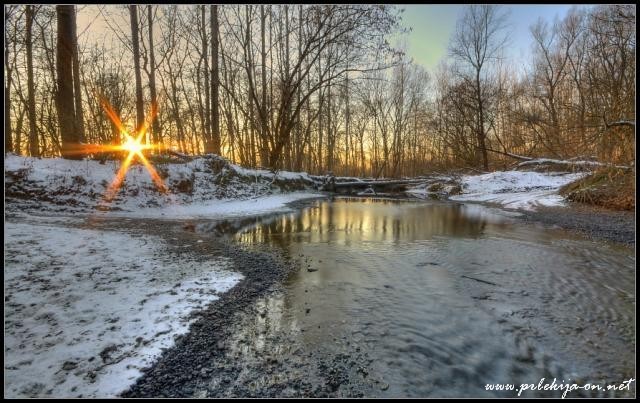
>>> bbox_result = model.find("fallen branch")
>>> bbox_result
[461,275,498,286]
[166,149,193,161]
[484,147,534,161]
[605,119,635,129]
[517,158,630,171]
[462,166,489,174]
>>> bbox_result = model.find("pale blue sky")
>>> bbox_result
[397,4,578,71]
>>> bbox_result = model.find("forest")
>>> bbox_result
[4,4,635,177]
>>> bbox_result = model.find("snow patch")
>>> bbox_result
[104,192,324,220]
[450,171,587,211]
[4,221,243,398]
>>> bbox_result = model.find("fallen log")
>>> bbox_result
[484,147,631,171]
[516,158,630,171]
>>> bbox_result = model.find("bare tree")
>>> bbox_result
[147,5,160,144]
[449,5,509,170]
[71,5,84,143]
[4,5,16,153]
[129,5,144,136]
[210,5,221,154]
[26,5,39,156]
[56,5,80,159]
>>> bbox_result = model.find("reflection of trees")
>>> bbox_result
[234,199,512,249]
[230,198,514,346]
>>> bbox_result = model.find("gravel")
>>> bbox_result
[519,203,635,246]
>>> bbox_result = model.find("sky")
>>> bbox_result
[398,4,577,71]
[74,4,580,76]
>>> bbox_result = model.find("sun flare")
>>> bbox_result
[121,135,145,155]
[90,98,169,203]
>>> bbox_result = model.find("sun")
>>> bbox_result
[122,135,145,155]
[97,98,168,203]
[60,97,169,206]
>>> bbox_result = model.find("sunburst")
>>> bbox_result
[100,98,168,202]
[67,97,169,204]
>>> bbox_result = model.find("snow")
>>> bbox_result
[516,157,630,170]
[3,154,326,397]
[4,154,324,219]
[229,164,317,182]
[104,192,324,220]
[449,171,587,211]
[4,221,243,398]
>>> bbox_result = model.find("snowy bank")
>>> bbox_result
[4,221,243,398]
[4,154,325,218]
[450,171,587,211]
[105,192,323,220]
[406,170,587,211]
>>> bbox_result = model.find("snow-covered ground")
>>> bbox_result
[407,170,587,211]
[105,192,323,220]
[4,221,243,398]
[451,171,587,210]
[4,154,327,397]
[4,154,324,219]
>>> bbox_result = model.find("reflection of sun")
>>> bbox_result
[67,97,169,205]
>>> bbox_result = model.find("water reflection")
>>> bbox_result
[234,198,516,249]
[220,198,635,397]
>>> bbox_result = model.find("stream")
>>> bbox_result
[196,197,635,397]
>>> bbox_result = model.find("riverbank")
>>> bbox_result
[405,169,635,247]
[117,210,383,398]
[124,197,635,398]
[4,156,635,397]
[5,195,634,397]
[519,203,635,246]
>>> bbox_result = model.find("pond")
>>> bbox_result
[209,197,636,397]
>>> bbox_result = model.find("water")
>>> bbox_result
[216,198,636,397]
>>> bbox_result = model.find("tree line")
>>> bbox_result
[4,5,635,177]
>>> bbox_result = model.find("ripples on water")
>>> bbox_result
[224,197,635,397]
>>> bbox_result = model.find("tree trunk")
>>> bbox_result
[56,5,80,159]
[71,5,84,143]
[210,5,221,154]
[130,5,144,136]
[345,71,350,176]
[327,80,333,172]
[26,5,39,157]
[260,5,269,166]
[148,5,160,144]
[15,107,26,155]
[4,6,12,154]
[201,5,211,152]
[476,70,489,170]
